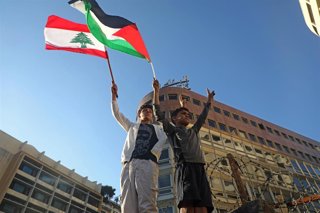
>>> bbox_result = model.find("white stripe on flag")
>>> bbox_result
[44,28,105,51]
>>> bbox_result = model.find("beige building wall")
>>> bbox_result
[0,130,120,213]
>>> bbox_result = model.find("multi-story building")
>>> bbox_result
[0,130,120,213]
[140,85,320,213]
[299,0,320,36]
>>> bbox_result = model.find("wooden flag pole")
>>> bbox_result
[105,51,118,98]
[106,57,115,83]
[150,61,157,79]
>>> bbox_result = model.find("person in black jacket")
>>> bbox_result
[153,79,215,213]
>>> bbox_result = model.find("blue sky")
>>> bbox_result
[1,0,319,196]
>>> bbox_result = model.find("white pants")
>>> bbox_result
[120,159,159,213]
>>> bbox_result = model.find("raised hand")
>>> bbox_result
[179,95,188,107]
[111,82,118,100]
[207,88,215,104]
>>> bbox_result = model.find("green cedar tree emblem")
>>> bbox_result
[70,32,94,48]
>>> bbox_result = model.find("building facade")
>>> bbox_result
[139,86,320,213]
[0,130,120,213]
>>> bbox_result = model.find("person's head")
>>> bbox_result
[138,104,153,123]
[171,107,191,126]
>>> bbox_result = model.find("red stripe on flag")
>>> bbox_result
[46,15,90,32]
[46,44,107,59]
[113,24,150,61]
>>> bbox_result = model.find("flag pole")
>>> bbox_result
[105,50,118,97]
[150,61,157,79]
[106,57,115,83]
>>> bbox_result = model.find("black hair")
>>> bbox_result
[171,107,190,124]
[138,104,153,114]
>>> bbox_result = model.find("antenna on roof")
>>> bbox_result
[162,75,190,90]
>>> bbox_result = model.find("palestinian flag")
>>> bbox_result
[44,15,108,59]
[69,0,151,61]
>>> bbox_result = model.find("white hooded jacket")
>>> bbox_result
[111,100,167,164]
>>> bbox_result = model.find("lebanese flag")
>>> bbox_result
[44,15,108,59]
[69,0,151,61]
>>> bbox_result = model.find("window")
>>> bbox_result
[295,138,302,144]
[291,160,302,174]
[306,165,317,177]
[73,187,87,201]
[258,123,265,130]
[32,189,50,204]
[274,130,281,136]
[245,145,253,152]
[281,132,288,139]
[266,127,273,134]
[250,120,257,127]
[200,131,210,141]
[88,194,100,208]
[302,140,309,147]
[234,142,244,151]
[291,148,298,156]
[312,156,319,163]
[0,200,24,213]
[218,123,227,132]
[229,126,237,135]
[168,94,177,100]
[26,203,46,213]
[241,117,248,124]
[314,167,320,176]
[19,162,39,177]
[298,162,309,176]
[248,133,257,142]
[282,146,290,153]
[10,180,32,196]
[257,137,266,145]
[52,197,67,211]
[288,135,295,142]
[305,154,313,162]
[192,98,200,106]
[233,113,240,120]
[159,95,164,102]
[214,107,221,113]
[39,171,56,186]
[212,134,221,142]
[266,140,274,148]
[208,119,216,128]
[275,143,282,151]
[255,148,263,155]
[238,130,247,139]
[224,139,233,148]
[57,181,72,194]
[223,110,230,117]
[159,174,171,188]
[298,151,305,159]
[69,205,83,213]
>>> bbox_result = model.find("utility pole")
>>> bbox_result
[227,153,249,205]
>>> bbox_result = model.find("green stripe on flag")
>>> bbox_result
[86,6,145,59]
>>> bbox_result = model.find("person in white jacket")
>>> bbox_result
[111,82,167,213]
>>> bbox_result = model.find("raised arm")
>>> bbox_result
[152,79,175,135]
[111,82,133,132]
[193,89,215,132]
